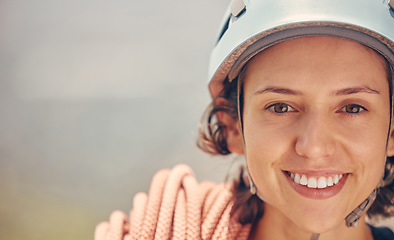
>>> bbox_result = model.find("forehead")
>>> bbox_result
[243,36,389,93]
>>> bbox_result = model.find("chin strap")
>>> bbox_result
[310,233,320,240]
[310,171,394,240]
[344,165,394,228]
[345,189,377,227]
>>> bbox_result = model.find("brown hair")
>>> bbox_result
[197,64,394,224]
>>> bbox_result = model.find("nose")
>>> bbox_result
[295,112,335,159]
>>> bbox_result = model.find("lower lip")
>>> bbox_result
[284,172,348,200]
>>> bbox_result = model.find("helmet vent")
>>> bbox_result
[216,15,231,44]
[216,9,246,44]
[216,0,248,44]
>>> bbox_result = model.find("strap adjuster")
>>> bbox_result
[231,0,246,17]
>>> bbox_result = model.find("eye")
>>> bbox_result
[340,104,367,114]
[266,103,296,113]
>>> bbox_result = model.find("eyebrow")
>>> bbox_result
[252,86,380,97]
[253,87,303,96]
[331,86,380,95]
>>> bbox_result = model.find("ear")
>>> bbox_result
[387,123,394,157]
[217,111,244,154]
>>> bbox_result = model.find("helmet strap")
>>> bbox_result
[345,189,377,227]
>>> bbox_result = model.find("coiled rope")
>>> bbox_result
[94,164,252,240]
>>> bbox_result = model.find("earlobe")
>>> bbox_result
[227,122,244,154]
[217,111,244,154]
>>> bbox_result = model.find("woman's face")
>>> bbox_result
[241,36,393,232]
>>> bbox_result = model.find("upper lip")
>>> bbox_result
[283,169,349,177]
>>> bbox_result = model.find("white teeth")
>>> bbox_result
[307,177,317,188]
[327,177,333,186]
[317,177,327,189]
[294,174,300,184]
[300,175,308,185]
[334,175,339,184]
[288,172,344,189]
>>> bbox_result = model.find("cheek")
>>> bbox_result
[243,116,286,168]
[345,113,389,172]
[243,117,292,198]
[344,135,386,213]
[349,127,387,189]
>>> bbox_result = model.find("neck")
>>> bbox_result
[249,203,373,240]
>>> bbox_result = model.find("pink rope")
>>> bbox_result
[173,188,186,239]
[95,164,251,240]
[140,169,170,239]
[130,193,148,239]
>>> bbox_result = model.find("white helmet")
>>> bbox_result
[208,0,394,98]
[207,1,394,235]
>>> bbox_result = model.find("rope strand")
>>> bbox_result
[94,164,251,240]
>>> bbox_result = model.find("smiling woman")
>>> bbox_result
[96,0,394,239]
[240,36,392,237]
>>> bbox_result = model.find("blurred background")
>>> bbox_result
[0,0,238,239]
[0,1,392,240]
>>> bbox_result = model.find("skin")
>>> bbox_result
[224,36,394,240]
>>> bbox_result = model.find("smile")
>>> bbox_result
[283,171,349,199]
[285,171,344,189]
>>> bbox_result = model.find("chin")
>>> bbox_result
[301,217,343,234]
[275,200,349,234]
[290,207,348,234]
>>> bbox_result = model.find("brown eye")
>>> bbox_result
[343,104,365,113]
[268,103,295,113]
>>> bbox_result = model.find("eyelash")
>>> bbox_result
[337,104,367,116]
[265,103,367,116]
[265,102,297,114]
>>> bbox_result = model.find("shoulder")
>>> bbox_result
[95,164,252,240]
[370,224,394,240]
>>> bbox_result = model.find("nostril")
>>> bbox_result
[295,131,335,159]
